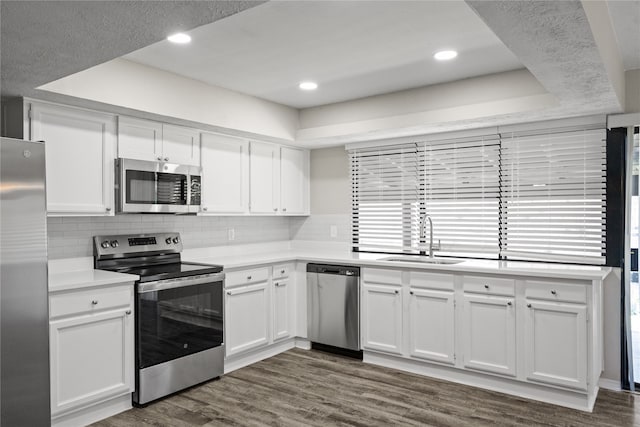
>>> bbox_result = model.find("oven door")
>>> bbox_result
[116,158,201,213]
[136,273,224,369]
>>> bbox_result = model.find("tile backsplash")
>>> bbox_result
[47,215,292,259]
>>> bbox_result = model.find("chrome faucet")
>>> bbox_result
[419,214,440,258]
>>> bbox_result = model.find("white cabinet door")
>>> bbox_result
[361,283,403,355]
[408,288,455,365]
[524,300,588,390]
[31,103,115,215]
[249,141,279,214]
[117,116,162,162]
[272,278,295,341]
[280,147,309,215]
[225,282,270,357]
[161,124,200,166]
[200,133,249,214]
[50,309,134,416]
[462,293,516,376]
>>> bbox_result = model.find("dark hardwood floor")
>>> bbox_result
[93,348,640,426]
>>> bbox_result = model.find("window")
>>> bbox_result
[349,124,607,265]
[500,129,607,264]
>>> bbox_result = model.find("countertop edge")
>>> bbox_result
[49,270,139,293]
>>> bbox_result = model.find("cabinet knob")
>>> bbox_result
[527,303,532,308]
[247,276,252,280]
[157,156,162,161]
[484,284,489,289]
[551,290,557,295]
[394,290,399,294]
[410,291,414,295]
[91,300,98,305]
[106,207,111,212]
[125,310,131,315]
[274,282,280,287]
[507,301,512,306]
[164,157,169,161]
[273,208,278,212]
[202,207,208,211]
[227,291,232,296]
[283,208,287,212]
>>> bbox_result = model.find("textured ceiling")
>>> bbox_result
[607,0,640,70]
[0,0,265,98]
[124,1,523,108]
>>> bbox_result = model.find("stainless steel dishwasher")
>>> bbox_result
[307,264,361,354]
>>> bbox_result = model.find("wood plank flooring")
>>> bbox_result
[92,348,640,426]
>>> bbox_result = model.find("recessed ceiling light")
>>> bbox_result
[434,50,458,61]
[167,33,191,44]
[299,81,318,91]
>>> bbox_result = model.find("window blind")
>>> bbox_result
[419,135,500,257]
[500,129,607,264]
[350,143,421,253]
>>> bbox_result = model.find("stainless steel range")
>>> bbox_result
[94,233,224,405]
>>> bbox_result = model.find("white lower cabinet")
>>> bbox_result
[407,288,455,365]
[461,293,516,376]
[49,283,134,419]
[225,282,270,357]
[361,283,403,354]
[272,277,294,342]
[523,299,588,390]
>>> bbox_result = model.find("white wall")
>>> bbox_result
[626,69,640,113]
[38,58,299,142]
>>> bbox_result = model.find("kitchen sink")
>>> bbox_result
[381,256,464,265]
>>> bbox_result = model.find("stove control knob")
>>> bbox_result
[165,237,173,245]
[172,237,180,244]
[101,241,110,249]
[110,240,119,248]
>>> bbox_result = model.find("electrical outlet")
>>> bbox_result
[228,228,235,241]
[330,225,338,238]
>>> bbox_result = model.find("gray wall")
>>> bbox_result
[310,146,351,215]
[47,215,291,259]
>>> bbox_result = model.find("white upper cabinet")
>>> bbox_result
[200,133,249,214]
[30,102,115,216]
[117,116,200,166]
[280,146,309,215]
[161,124,200,165]
[117,116,162,162]
[249,141,280,214]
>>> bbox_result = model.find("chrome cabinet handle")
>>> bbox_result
[283,208,287,212]
[202,207,208,211]
[484,284,489,289]
[507,301,512,306]
[527,303,532,308]
[273,208,278,212]
[280,269,285,274]
[551,290,557,295]
[125,310,132,315]
[91,300,98,305]
[247,276,252,280]
[164,157,169,161]
[106,207,111,212]
[157,156,162,161]
[227,291,232,296]
[394,290,399,294]
[409,291,414,295]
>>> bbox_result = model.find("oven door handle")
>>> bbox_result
[138,272,225,293]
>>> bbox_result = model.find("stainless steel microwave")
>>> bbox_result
[115,158,201,214]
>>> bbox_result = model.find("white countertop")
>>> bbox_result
[183,243,612,281]
[49,269,139,293]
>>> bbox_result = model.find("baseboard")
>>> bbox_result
[224,338,296,374]
[364,351,596,412]
[51,393,131,427]
[295,338,311,350]
[598,377,622,391]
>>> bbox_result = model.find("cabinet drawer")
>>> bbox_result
[463,275,515,296]
[226,267,269,288]
[363,268,402,285]
[50,285,132,318]
[272,263,293,279]
[410,271,454,291]
[525,280,587,304]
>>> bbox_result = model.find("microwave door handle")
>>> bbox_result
[187,174,191,207]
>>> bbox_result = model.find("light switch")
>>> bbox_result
[330,225,338,238]
[228,228,235,241]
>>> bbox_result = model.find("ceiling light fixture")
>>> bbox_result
[434,50,458,61]
[167,33,191,44]
[299,81,318,91]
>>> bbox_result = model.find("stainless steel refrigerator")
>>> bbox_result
[1,137,51,426]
